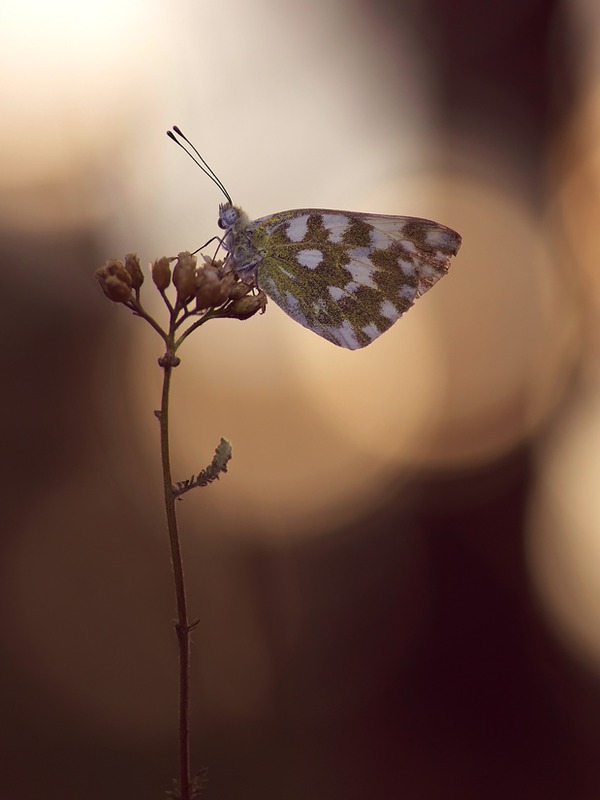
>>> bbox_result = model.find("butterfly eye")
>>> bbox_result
[217,219,225,229]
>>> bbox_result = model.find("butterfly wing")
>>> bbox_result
[248,209,461,349]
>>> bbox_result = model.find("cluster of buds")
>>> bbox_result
[95,251,267,322]
[95,253,144,303]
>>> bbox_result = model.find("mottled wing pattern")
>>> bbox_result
[249,209,461,350]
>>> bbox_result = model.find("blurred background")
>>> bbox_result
[2,0,600,796]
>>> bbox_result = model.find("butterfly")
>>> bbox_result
[169,127,462,350]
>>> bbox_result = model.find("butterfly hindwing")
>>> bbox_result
[245,209,461,349]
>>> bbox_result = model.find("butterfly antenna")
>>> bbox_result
[167,126,232,204]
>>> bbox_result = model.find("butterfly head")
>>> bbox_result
[217,202,256,275]
[218,202,239,231]
[218,202,252,248]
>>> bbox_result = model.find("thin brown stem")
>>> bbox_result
[159,353,192,800]
[128,299,170,343]
[174,311,214,349]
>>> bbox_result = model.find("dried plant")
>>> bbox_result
[95,250,266,800]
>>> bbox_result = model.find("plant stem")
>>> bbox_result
[159,354,192,800]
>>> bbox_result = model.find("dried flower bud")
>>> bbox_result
[124,253,144,290]
[95,259,133,303]
[228,279,253,301]
[200,254,225,270]
[219,270,237,297]
[195,266,235,310]
[172,251,197,302]
[152,257,172,291]
[226,290,268,320]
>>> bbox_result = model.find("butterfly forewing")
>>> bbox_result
[246,208,461,350]
[169,126,461,349]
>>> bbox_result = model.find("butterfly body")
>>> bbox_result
[218,202,461,350]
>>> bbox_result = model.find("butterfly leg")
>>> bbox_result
[192,235,222,257]
[230,256,261,287]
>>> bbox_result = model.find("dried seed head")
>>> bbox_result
[95,259,133,303]
[200,254,225,270]
[226,290,268,320]
[228,279,253,301]
[195,265,234,310]
[173,251,197,302]
[151,256,172,291]
[219,270,237,296]
[124,253,144,290]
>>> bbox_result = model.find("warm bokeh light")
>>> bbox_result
[525,13,600,681]
[528,373,600,674]
[120,168,576,538]
[0,0,171,231]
